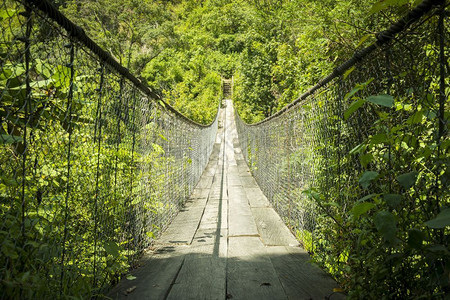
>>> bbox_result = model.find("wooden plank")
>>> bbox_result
[241,175,259,188]
[234,152,245,161]
[166,230,228,300]
[237,163,251,176]
[267,246,346,300]
[189,188,209,200]
[251,207,299,247]
[227,173,242,186]
[157,198,206,245]
[236,159,247,167]
[245,187,270,208]
[203,163,218,176]
[198,198,228,230]
[195,175,214,189]
[228,206,258,237]
[227,186,247,202]
[209,184,227,200]
[166,255,226,300]
[209,167,227,200]
[228,186,258,237]
[108,245,189,300]
[227,165,240,175]
[211,171,227,187]
[209,143,221,161]
[227,237,287,300]
[190,228,228,257]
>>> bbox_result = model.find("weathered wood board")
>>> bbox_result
[245,187,271,208]
[107,245,188,300]
[252,207,299,246]
[227,236,287,300]
[267,246,346,300]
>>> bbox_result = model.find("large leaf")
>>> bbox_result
[359,171,379,189]
[104,241,120,258]
[370,0,409,14]
[356,34,372,48]
[369,133,388,146]
[396,171,418,189]
[359,153,374,168]
[352,201,376,219]
[0,134,23,144]
[383,194,402,208]
[366,94,394,107]
[344,99,365,120]
[374,210,398,245]
[425,208,450,228]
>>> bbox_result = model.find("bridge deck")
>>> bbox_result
[108,100,344,300]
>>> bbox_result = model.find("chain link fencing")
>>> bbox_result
[0,0,218,298]
[236,1,449,296]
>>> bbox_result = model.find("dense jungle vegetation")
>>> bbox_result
[0,0,448,298]
[59,0,427,124]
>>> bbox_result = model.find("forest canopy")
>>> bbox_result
[58,0,424,123]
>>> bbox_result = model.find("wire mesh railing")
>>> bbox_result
[0,0,218,298]
[236,0,448,296]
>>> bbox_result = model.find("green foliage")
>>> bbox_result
[2,0,449,299]
[425,209,450,229]
[0,3,207,297]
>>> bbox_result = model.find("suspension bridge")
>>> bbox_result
[108,99,343,299]
[0,0,448,299]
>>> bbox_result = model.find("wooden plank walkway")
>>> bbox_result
[108,100,345,300]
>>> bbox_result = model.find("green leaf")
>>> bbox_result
[370,1,389,14]
[356,34,372,48]
[370,0,408,14]
[343,66,355,79]
[358,171,379,189]
[359,153,374,168]
[406,111,424,125]
[1,243,19,259]
[425,208,450,228]
[407,229,424,249]
[374,210,398,245]
[158,133,168,141]
[396,171,418,189]
[344,87,361,101]
[366,94,394,107]
[126,274,137,280]
[344,99,365,120]
[349,143,364,155]
[104,241,120,258]
[0,134,23,144]
[383,194,402,208]
[426,244,449,253]
[357,193,378,203]
[369,133,388,146]
[302,188,322,202]
[352,202,376,219]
